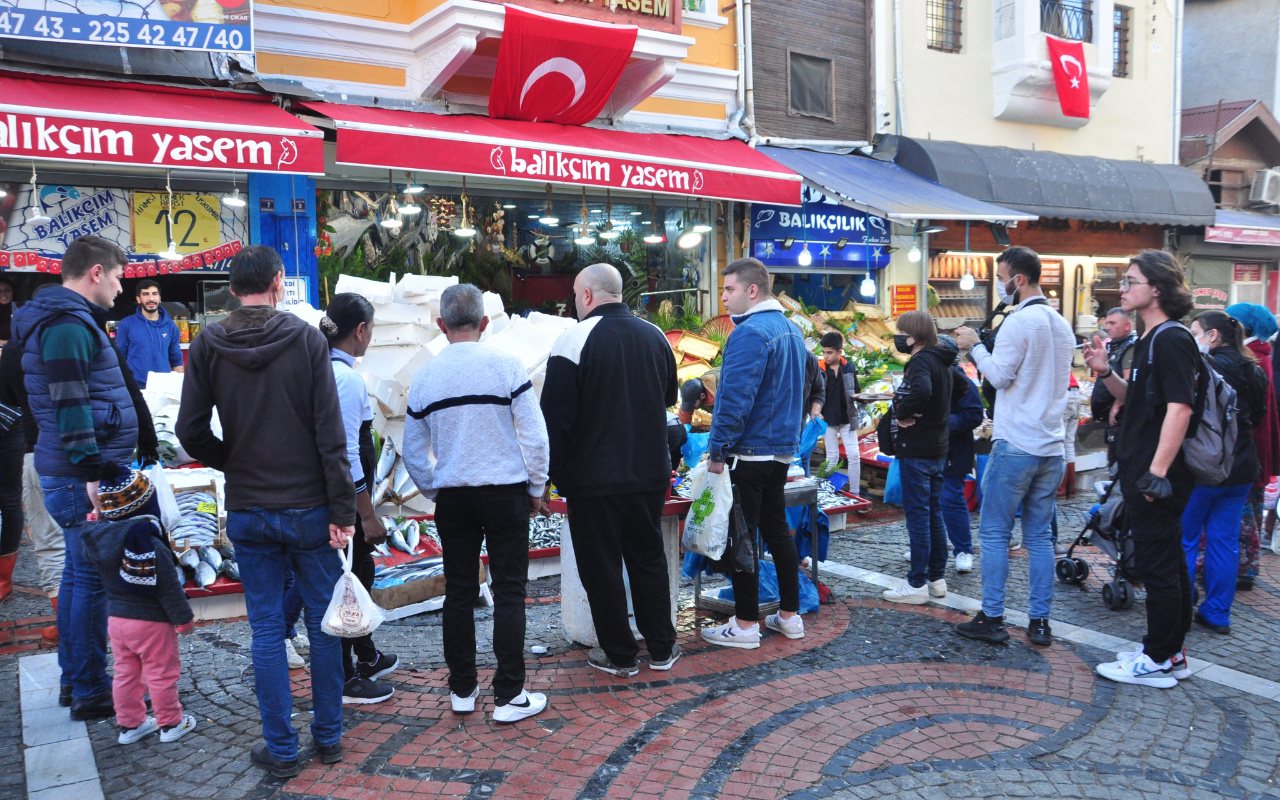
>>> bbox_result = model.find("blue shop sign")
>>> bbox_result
[751,190,890,269]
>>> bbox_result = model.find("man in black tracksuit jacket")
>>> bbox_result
[542,264,681,676]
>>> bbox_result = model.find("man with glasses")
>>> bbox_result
[1084,251,1197,689]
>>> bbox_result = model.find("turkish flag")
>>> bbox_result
[489,5,638,126]
[1046,36,1090,119]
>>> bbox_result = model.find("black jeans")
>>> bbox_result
[0,426,24,555]
[566,490,676,667]
[342,516,378,682]
[1126,492,1193,663]
[435,483,529,706]
[729,460,799,620]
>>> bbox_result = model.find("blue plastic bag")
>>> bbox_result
[716,560,820,613]
[883,457,903,506]
[681,426,710,467]
[786,505,830,564]
[797,417,827,464]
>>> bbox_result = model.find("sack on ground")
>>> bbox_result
[681,462,732,560]
[322,539,385,637]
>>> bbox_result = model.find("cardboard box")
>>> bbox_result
[372,559,485,610]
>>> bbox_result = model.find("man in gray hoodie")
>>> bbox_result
[177,245,355,778]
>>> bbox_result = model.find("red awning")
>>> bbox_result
[300,102,802,205]
[0,73,324,174]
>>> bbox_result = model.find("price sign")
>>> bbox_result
[132,192,221,255]
[890,284,919,316]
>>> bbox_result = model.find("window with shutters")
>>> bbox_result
[926,0,962,53]
[788,51,835,120]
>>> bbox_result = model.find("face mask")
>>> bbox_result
[996,278,1018,305]
[894,334,913,354]
[1196,336,1211,355]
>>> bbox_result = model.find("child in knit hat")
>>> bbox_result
[80,516,197,744]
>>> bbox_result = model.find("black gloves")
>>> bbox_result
[1135,471,1173,501]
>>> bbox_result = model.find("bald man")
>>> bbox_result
[541,264,681,677]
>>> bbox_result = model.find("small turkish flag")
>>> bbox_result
[1046,36,1090,119]
[489,5,638,126]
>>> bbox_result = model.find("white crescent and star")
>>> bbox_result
[520,57,587,119]
[1059,54,1083,89]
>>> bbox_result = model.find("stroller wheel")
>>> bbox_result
[1118,582,1135,609]
[1071,558,1089,582]
[1102,582,1120,611]
[1056,558,1078,584]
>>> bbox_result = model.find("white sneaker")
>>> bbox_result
[882,580,928,605]
[284,638,305,670]
[903,551,911,562]
[1009,537,1023,551]
[1096,654,1178,688]
[928,578,947,598]
[159,714,197,743]
[493,690,547,724]
[118,716,159,745]
[955,552,974,572]
[764,613,805,640]
[1115,647,1192,680]
[292,630,310,655]
[701,620,762,649]
[451,686,479,714]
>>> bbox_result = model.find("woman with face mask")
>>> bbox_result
[1181,311,1268,635]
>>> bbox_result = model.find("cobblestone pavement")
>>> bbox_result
[6,497,1280,800]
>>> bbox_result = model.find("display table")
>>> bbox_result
[692,478,821,617]
[553,496,692,648]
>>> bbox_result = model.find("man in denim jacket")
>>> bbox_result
[701,258,808,649]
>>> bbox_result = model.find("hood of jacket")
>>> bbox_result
[200,307,312,371]
[915,343,958,369]
[730,297,786,325]
[134,305,173,328]
[12,285,107,346]
[78,516,161,568]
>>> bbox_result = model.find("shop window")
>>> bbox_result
[1113,6,1131,78]
[788,51,835,120]
[926,0,963,53]
[1041,0,1093,43]
[682,0,706,12]
[1208,168,1247,208]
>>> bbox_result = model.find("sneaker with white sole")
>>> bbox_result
[118,716,159,745]
[356,651,399,681]
[588,647,640,677]
[342,676,394,705]
[291,630,310,656]
[1096,653,1178,688]
[765,613,805,640]
[493,690,547,723]
[451,686,479,714]
[284,638,305,670]
[648,644,682,671]
[955,552,974,572]
[1009,537,1022,551]
[903,551,911,562]
[159,715,197,743]
[701,620,761,649]
[1114,646,1192,680]
[927,578,947,598]
[882,580,928,605]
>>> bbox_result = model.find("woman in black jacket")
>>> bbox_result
[1182,311,1268,635]
[883,311,962,604]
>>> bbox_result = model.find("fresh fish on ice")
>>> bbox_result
[194,561,217,588]
[198,546,222,571]
[375,436,396,483]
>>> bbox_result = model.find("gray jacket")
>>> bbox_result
[80,517,193,626]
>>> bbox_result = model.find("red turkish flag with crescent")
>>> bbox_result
[1046,36,1090,119]
[489,5,638,126]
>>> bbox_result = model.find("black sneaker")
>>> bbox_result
[1194,610,1231,635]
[342,676,395,705]
[1237,576,1255,592]
[355,651,399,681]
[250,742,303,778]
[1027,618,1053,647]
[587,647,640,677]
[69,691,115,721]
[955,611,1011,644]
[59,686,72,708]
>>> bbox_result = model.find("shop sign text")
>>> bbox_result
[1194,286,1229,310]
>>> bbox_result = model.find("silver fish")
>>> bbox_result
[390,526,413,555]
[178,549,200,569]
[218,545,236,561]
[199,546,222,571]
[175,563,186,587]
[373,476,392,507]
[392,460,419,504]
[405,520,420,553]
[195,560,217,588]
[375,436,396,484]
[222,560,240,581]
[372,542,392,558]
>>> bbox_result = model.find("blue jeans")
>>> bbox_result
[41,477,109,701]
[940,474,973,556]
[1181,482,1249,627]
[282,570,304,639]
[900,457,947,588]
[978,441,1064,620]
[227,506,344,761]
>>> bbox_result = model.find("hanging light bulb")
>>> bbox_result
[381,173,402,229]
[677,230,703,249]
[399,197,422,215]
[25,164,50,225]
[692,198,713,233]
[600,191,621,239]
[538,182,558,225]
[959,271,975,291]
[643,195,666,244]
[908,244,922,262]
[798,246,813,266]
[860,274,877,297]
[404,171,425,194]
[574,187,594,245]
[454,178,476,237]
[222,173,247,208]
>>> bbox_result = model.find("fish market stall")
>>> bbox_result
[163,468,248,622]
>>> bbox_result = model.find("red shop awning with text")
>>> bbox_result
[300,102,802,205]
[0,73,325,174]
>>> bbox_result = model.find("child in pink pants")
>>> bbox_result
[81,509,198,745]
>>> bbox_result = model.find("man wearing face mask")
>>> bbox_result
[1091,308,1138,465]
[953,246,1075,646]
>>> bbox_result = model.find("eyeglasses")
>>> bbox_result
[1118,277,1149,291]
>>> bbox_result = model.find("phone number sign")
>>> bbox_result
[0,1,253,54]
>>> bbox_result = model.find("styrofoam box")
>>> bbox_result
[335,274,395,305]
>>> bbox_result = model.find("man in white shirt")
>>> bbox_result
[954,246,1075,647]
[402,284,550,724]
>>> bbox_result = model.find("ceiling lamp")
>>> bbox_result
[503,203,517,209]
[860,274,876,297]
[959,261,975,290]
[629,210,643,216]
[404,172,425,194]
[797,246,812,266]
[644,195,666,244]
[692,199,713,233]
[538,183,558,225]
[599,190,621,239]
[677,229,703,249]
[574,188,595,245]
[454,177,476,237]
[222,173,247,208]
[25,164,51,225]
[381,173,403,228]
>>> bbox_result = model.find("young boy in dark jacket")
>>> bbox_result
[80,515,197,745]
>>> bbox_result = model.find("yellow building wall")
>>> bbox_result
[893,0,1176,163]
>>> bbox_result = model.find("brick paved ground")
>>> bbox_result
[6,496,1280,800]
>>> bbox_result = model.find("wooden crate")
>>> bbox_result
[861,461,889,498]
[170,480,229,550]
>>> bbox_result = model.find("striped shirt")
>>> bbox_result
[402,340,549,499]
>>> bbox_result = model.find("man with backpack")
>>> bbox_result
[1083,250,1199,689]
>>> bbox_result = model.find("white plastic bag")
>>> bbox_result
[322,539,385,637]
[147,463,182,533]
[680,462,732,560]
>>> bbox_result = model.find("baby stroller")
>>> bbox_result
[1055,478,1137,610]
